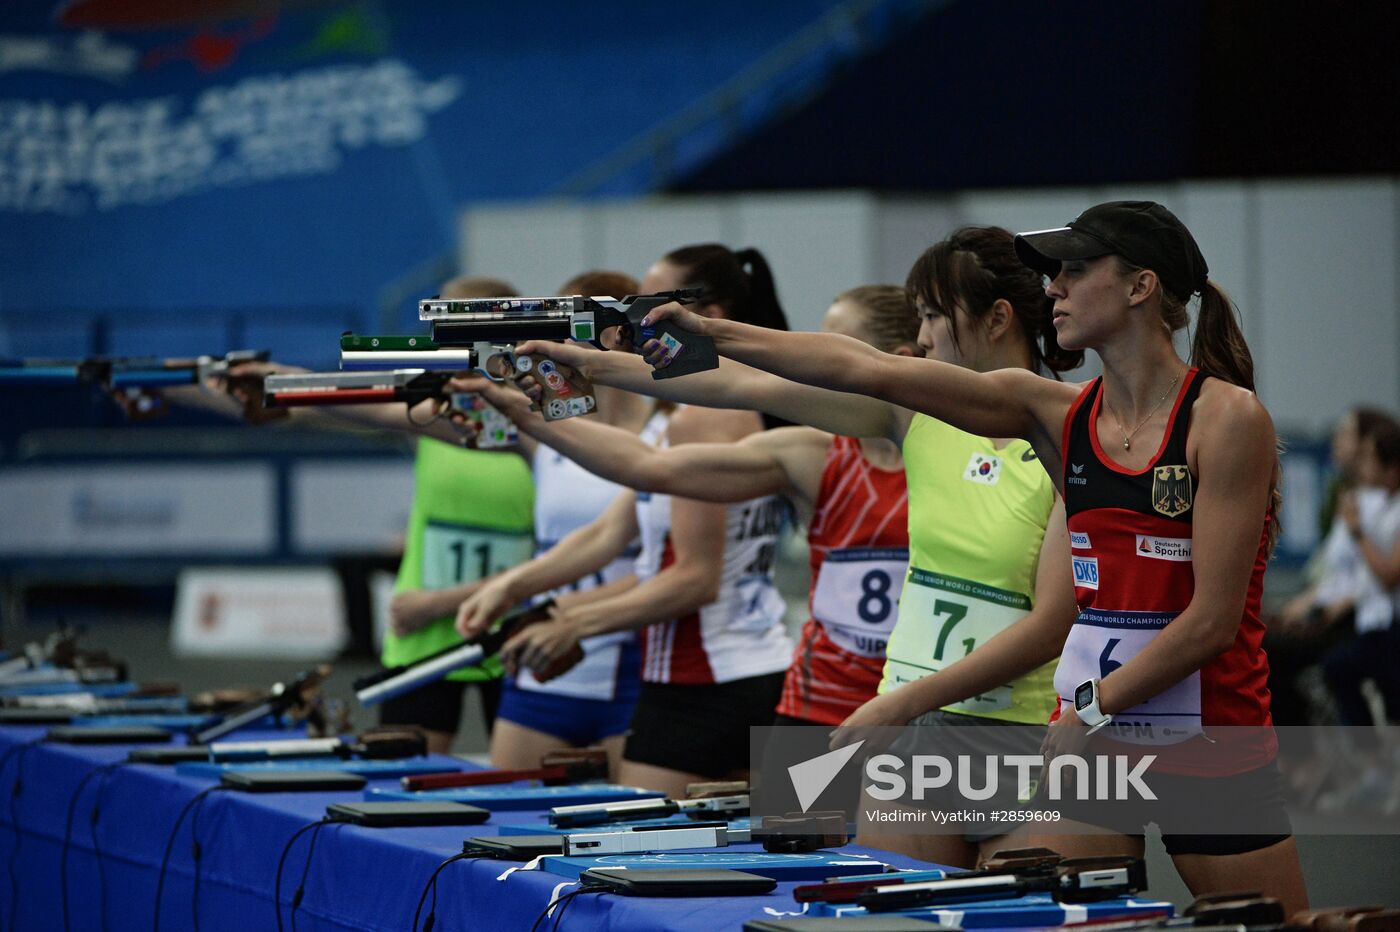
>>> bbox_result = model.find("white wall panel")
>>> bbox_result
[952,188,1093,237]
[462,180,1400,433]
[0,464,275,556]
[291,460,414,554]
[461,201,590,295]
[872,198,960,285]
[595,199,732,286]
[733,192,874,332]
[1256,179,1399,431]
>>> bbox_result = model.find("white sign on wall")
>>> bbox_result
[171,566,347,659]
[0,464,276,556]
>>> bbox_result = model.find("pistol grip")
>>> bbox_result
[643,319,719,380]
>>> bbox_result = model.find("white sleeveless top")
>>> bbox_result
[515,412,667,700]
[632,410,792,685]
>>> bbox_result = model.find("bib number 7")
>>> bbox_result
[931,599,973,661]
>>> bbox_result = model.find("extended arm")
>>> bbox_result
[454,489,639,638]
[452,373,826,507]
[632,309,1081,456]
[219,360,524,450]
[509,339,904,442]
[499,405,758,676]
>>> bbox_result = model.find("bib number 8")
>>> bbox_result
[858,569,894,624]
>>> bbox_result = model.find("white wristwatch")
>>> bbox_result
[1073,678,1113,734]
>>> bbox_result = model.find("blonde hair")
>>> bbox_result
[835,284,919,353]
[439,276,519,300]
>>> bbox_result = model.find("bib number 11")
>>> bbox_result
[448,540,492,583]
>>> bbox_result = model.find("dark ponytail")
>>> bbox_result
[1137,267,1280,555]
[905,226,1083,378]
[1190,281,1255,392]
[663,244,790,332]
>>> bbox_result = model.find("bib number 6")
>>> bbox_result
[1099,637,1123,678]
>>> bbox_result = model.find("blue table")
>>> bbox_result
[1,723,945,931]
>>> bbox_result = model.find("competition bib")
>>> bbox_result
[883,568,1031,714]
[422,522,535,590]
[1052,609,1201,744]
[811,547,909,658]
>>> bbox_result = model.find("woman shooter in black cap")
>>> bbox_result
[633,201,1307,912]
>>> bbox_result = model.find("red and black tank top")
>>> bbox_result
[1054,368,1274,773]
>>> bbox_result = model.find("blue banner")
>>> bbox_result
[0,1,839,362]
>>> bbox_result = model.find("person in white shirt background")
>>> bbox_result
[1266,408,1397,733]
[1323,418,1400,746]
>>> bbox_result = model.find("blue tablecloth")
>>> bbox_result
[0,723,945,931]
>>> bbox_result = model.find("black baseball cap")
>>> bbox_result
[1013,201,1209,300]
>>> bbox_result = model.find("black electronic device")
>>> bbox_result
[462,835,567,860]
[45,725,173,745]
[745,919,957,931]
[858,856,1146,913]
[759,810,848,853]
[580,867,777,897]
[128,746,212,765]
[219,770,369,793]
[0,708,76,725]
[325,800,490,827]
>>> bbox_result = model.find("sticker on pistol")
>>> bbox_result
[537,360,574,398]
[657,332,684,358]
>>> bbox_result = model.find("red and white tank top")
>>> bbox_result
[1055,368,1274,772]
[633,420,793,685]
[778,436,909,724]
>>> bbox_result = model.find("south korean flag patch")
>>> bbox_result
[964,452,1002,486]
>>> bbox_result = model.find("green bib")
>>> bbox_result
[880,414,1058,723]
[382,437,535,681]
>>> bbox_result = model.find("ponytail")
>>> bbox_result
[731,247,789,332]
[1185,279,1281,557]
[663,243,790,332]
[1190,281,1255,392]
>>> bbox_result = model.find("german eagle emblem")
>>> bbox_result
[1152,465,1193,518]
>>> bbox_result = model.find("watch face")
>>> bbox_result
[1075,681,1095,711]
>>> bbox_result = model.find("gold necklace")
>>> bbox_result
[1109,371,1181,451]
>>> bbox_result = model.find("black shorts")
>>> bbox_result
[1053,759,1293,857]
[624,672,784,778]
[378,675,502,736]
[889,710,1042,843]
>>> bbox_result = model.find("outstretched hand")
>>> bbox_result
[223,360,300,423]
[513,339,599,372]
[636,303,712,370]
